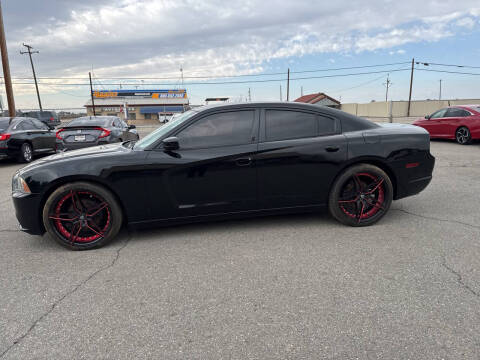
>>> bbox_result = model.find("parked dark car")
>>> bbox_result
[0,117,56,162]
[55,116,139,151]
[23,111,61,128]
[12,102,435,250]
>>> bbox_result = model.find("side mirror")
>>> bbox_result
[425,115,430,119]
[128,124,136,129]
[162,136,179,151]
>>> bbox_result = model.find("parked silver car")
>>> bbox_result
[56,116,139,151]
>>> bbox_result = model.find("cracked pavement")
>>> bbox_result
[0,139,479,359]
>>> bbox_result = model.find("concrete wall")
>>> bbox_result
[340,99,480,118]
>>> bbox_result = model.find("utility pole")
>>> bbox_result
[248,88,251,102]
[279,85,282,101]
[89,72,96,116]
[0,1,15,117]
[20,43,42,111]
[286,68,290,101]
[383,74,392,102]
[407,57,414,117]
[180,66,184,87]
[439,79,442,100]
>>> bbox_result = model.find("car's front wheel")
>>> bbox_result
[328,164,393,226]
[455,126,471,145]
[42,182,123,250]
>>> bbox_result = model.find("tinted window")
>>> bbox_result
[177,110,254,148]
[0,118,10,132]
[265,110,317,141]
[430,108,448,119]
[446,108,470,117]
[13,120,33,131]
[318,115,336,135]
[66,117,112,127]
[31,118,49,130]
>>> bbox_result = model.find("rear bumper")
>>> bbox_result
[394,152,435,200]
[12,192,45,235]
[0,147,18,159]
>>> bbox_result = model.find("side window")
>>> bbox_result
[430,108,448,119]
[176,110,255,149]
[113,118,121,127]
[318,115,336,135]
[31,118,49,130]
[14,120,34,130]
[265,110,317,141]
[446,108,470,117]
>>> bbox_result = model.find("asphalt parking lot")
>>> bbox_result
[1,132,479,359]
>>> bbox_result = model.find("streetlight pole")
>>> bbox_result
[0,1,15,117]
[20,43,42,111]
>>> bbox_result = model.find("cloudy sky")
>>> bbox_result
[1,0,480,110]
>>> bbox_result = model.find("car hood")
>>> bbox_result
[19,143,129,173]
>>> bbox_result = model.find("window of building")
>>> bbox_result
[128,113,136,120]
[144,113,152,120]
[176,110,255,149]
[265,110,317,141]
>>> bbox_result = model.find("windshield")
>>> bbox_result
[133,110,197,150]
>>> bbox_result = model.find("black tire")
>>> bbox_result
[328,164,393,227]
[19,142,33,163]
[42,182,123,250]
[455,126,471,145]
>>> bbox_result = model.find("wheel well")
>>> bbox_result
[336,159,398,199]
[37,177,128,233]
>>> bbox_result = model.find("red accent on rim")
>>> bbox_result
[339,172,385,221]
[50,190,111,243]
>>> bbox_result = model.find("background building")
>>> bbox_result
[294,92,340,108]
[85,89,189,124]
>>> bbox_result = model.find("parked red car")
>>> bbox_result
[412,105,480,144]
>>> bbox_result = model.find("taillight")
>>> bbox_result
[97,127,111,138]
[56,129,65,140]
[0,133,11,141]
[50,117,54,122]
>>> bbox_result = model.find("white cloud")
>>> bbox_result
[4,0,480,104]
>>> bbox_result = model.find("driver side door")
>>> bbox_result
[146,109,260,220]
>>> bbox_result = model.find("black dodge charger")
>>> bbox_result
[12,102,435,250]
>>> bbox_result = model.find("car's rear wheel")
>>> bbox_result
[19,142,33,163]
[42,182,123,250]
[455,126,471,145]
[328,164,393,226]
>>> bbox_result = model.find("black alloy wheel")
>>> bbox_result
[455,126,471,145]
[42,182,123,250]
[329,164,393,226]
[19,142,33,163]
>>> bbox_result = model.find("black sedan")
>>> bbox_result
[0,117,56,162]
[56,116,139,151]
[12,102,435,250]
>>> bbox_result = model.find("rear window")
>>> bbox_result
[65,117,112,127]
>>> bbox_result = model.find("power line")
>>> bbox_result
[2,61,412,81]
[1,68,411,87]
[416,61,480,69]
[415,68,480,76]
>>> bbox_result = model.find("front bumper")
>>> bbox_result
[12,192,45,235]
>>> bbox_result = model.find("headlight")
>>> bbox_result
[12,174,31,194]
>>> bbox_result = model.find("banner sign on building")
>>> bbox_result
[93,89,187,99]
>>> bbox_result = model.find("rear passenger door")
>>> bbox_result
[256,108,347,209]
[444,108,471,137]
[31,118,56,151]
